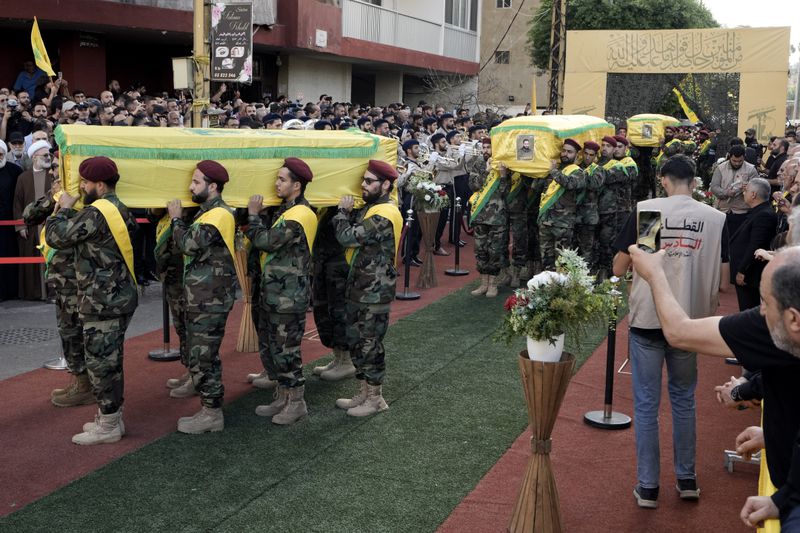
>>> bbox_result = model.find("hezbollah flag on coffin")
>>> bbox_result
[627,114,681,148]
[54,125,397,208]
[490,115,614,178]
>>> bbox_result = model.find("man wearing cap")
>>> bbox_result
[575,141,605,272]
[13,139,53,300]
[595,136,627,280]
[397,138,423,266]
[6,132,31,171]
[613,135,638,220]
[467,138,509,297]
[167,160,237,434]
[334,160,403,417]
[430,132,462,255]
[245,158,317,425]
[538,138,586,270]
[46,156,139,444]
[263,113,282,129]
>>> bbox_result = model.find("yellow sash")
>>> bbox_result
[469,170,501,224]
[757,404,780,533]
[93,198,136,283]
[538,163,579,217]
[344,203,403,266]
[506,172,524,203]
[259,204,318,267]
[154,214,172,252]
[36,226,56,274]
[193,207,236,260]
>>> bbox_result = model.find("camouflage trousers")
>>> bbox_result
[503,209,528,268]
[596,213,618,275]
[312,256,349,351]
[258,309,306,388]
[185,311,229,408]
[575,224,598,273]
[473,223,506,275]
[539,224,572,271]
[345,301,390,386]
[164,277,188,367]
[82,314,132,414]
[527,183,544,264]
[55,291,85,375]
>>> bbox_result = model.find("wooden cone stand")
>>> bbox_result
[509,351,576,533]
[416,211,439,289]
[233,245,258,353]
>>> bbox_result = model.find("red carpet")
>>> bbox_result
[438,292,761,532]
[0,240,478,516]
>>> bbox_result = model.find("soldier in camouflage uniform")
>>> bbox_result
[310,206,354,380]
[46,156,138,445]
[168,160,237,434]
[613,135,637,231]
[245,157,316,425]
[538,138,587,270]
[334,160,402,417]
[23,176,91,408]
[501,172,529,287]
[596,136,627,280]
[526,176,546,276]
[467,137,509,297]
[148,206,197,398]
[574,141,605,273]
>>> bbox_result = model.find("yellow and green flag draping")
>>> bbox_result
[490,115,614,178]
[627,114,681,148]
[55,125,398,209]
[671,88,700,124]
[31,17,56,77]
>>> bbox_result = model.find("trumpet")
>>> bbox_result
[459,139,483,158]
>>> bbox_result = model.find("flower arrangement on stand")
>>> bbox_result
[408,168,450,289]
[408,171,450,212]
[692,177,715,206]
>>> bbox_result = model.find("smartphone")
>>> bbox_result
[637,210,662,253]
[57,71,63,80]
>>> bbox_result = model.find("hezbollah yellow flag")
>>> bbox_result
[31,17,56,77]
[672,88,700,124]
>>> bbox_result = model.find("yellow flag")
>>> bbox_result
[671,88,699,124]
[31,17,56,77]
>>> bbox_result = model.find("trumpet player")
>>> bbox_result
[397,140,423,266]
[429,132,462,256]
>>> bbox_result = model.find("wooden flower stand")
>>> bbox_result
[508,351,576,533]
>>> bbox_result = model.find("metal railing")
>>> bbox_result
[342,0,477,61]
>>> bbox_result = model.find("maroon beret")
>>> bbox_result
[614,135,629,146]
[79,156,118,183]
[583,141,600,152]
[563,138,581,151]
[665,125,676,131]
[197,160,229,184]
[283,157,313,183]
[602,135,618,147]
[481,137,492,146]
[367,160,398,182]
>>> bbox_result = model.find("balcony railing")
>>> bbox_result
[342,0,477,62]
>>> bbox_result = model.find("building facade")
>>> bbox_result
[1,0,480,107]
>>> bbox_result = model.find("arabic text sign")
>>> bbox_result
[211,2,253,83]
[607,31,743,72]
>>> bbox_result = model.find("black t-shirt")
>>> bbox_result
[719,308,800,514]
[612,209,730,261]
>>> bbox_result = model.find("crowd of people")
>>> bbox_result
[3,61,800,529]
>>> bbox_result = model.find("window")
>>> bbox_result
[496,0,512,7]
[446,0,478,31]
[495,51,510,64]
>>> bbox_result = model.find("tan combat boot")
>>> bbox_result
[508,266,520,288]
[312,354,338,376]
[255,387,289,417]
[335,380,368,410]
[252,373,277,390]
[485,276,498,298]
[166,371,190,389]
[52,373,94,407]
[169,376,197,398]
[83,407,126,436]
[346,384,389,417]
[320,349,356,381]
[470,274,489,296]
[272,386,308,425]
[177,406,224,434]
[51,374,80,397]
[72,409,123,445]
[495,268,510,286]
[246,369,267,383]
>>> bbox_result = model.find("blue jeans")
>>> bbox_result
[629,329,697,489]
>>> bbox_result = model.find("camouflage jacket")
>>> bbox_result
[506,173,530,213]
[46,193,138,318]
[173,195,237,314]
[333,195,399,304]
[576,163,605,226]
[245,196,313,314]
[148,207,198,285]
[597,156,627,216]
[539,163,586,228]
[467,157,509,226]
[23,195,78,294]
[616,156,638,212]
[314,207,347,266]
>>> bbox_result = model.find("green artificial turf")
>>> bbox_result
[2,284,618,533]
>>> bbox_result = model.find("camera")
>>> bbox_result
[7,99,18,108]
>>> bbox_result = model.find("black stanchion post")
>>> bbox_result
[148,282,181,361]
[583,276,631,429]
[445,197,469,276]
[396,208,421,301]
